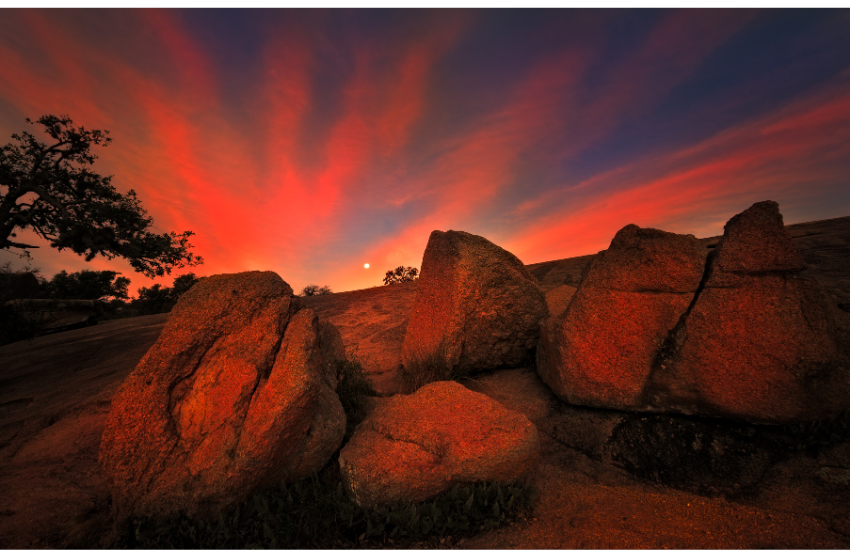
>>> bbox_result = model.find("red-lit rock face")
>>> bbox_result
[539,201,849,423]
[98,271,346,522]
[650,201,847,423]
[544,284,577,318]
[538,225,706,409]
[338,381,540,507]
[401,230,547,388]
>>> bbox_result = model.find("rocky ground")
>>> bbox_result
[1,215,849,548]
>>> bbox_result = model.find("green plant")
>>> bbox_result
[122,463,536,549]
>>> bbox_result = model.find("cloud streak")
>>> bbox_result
[1,9,848,296]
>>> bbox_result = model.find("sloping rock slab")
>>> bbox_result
[301,281,418,395]
[338,381,539,507]
[402,230,547,389]
[99,272,345,522]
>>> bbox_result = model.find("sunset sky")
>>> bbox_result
[2,8,849,296]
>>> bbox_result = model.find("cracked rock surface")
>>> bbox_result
[537,224,707,409]
[338,380,540,507]
[98,271,345,522]
[650,201,848,423]
[539,201,849,423]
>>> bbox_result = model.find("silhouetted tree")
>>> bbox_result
[300,284,332,296]
[383,266,418,285]
[0,115,202,277]
[171,272,200,299]
[43,269,130,301]
[132,283,174,315]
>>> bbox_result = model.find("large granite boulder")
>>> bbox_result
[537,225,706,409]
[338,381,540,507]
[401,230,547,391]
[544,284,577,318]
[539,201,848,424]
[649,201,848,423]
[99,271,346,522]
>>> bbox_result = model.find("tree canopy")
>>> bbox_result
[43,269,130,301]
[383,266,418,285]
[0,115,202,277]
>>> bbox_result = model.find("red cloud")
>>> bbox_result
[504,69,850,264]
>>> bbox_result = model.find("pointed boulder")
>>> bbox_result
[401,230,547,391]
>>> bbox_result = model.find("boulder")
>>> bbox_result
[649,201,848,423]
[401,230,547,390]
[537,225,706,409]
[99,271,346,522]
[544,285,577,318]
[338,381,540,507]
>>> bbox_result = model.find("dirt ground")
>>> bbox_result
[1,215,849,548]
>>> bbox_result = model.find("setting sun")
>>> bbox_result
[364,263,369,269]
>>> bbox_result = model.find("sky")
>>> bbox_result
[1,8,850,296]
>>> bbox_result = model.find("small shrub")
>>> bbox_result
[335,356,379,441]
[783,409,850,451]
[301,284,333,297]
[383,266,418,285]
[123,464,536,549]
[398,341,473,394]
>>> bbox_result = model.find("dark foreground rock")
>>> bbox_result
[338,380,540,507]
[401,230,546,391]
[99,271,346,523]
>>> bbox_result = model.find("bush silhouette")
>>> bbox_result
[300,284,332,296]
[384,266,418,285]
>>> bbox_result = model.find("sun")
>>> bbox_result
[364,263,370,269]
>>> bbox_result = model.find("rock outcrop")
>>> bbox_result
[544,285,577,318]
[649,201,847,423]
[537,225,706,409]
[401,230,547,391]
[338,381,540,507]
[539,201,849,423]
[99,271,346,522]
